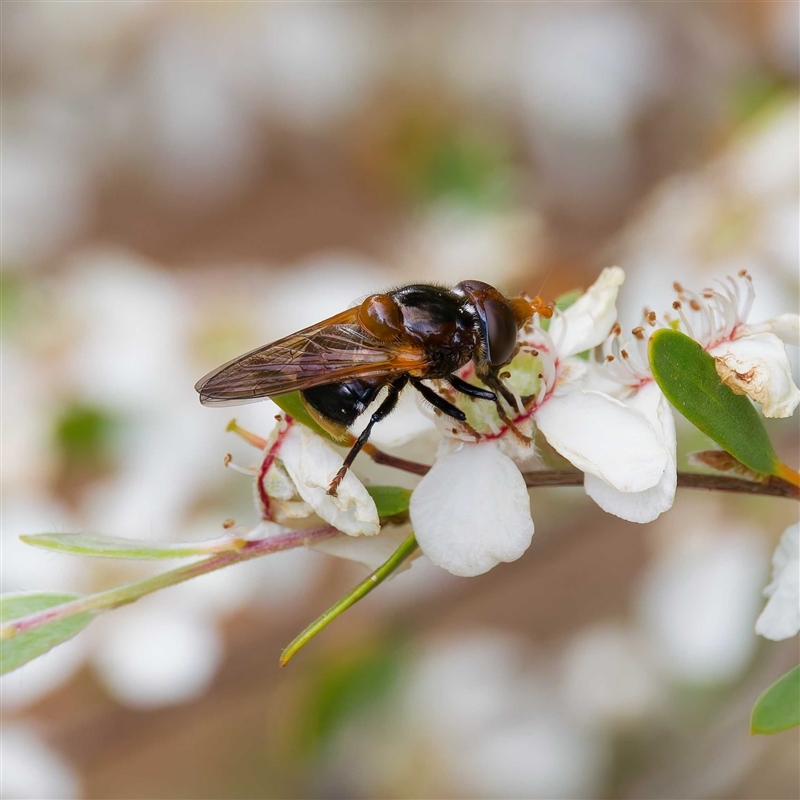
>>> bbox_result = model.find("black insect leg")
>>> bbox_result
[410,378,466,422]
[447,374,496,402]
[327,376,408,496]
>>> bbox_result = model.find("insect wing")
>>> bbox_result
[195,309,427,406]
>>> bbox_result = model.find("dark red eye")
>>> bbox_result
[482,299,518,366]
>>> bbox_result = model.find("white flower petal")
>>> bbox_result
[310,523,415,571]
[351,388,437,449]
[410,442,534,577]
[279,425,380,536]
[536,389,668,492]
[584,383,677,523]
[756,523,800,641]
[738,313,800,346]
[711,332,800,418]
[548,266,624,358]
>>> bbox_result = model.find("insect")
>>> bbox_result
[196,281,552,495]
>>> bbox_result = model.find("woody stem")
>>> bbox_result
[365,446,799,500]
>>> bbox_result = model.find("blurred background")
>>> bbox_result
[2,2,799,798]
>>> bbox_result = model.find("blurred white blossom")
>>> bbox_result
[560,623,665,729]
[618,100,800,326]
[637,526,768,685]
[2,138,92,269]
[0,725,80,800]
[402,633,609,799]
[756,522,800,641]
[91,600,224,709]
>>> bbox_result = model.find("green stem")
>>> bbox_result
[280,533,419,666]
[1,526,337,640]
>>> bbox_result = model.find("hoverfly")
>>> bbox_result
[196,281,552,495]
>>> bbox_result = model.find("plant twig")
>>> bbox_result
[522,469,800,498]
[1,526,338,640]
[365,446,799,499]
[362,443,429,476]
[526,470,800,499]
[279,532,419,666]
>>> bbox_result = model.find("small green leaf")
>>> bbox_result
[540,289,583,332]
[554,289,584,312]
[649,329,778,476]
[0,593,93,674]
[272,392,340,443]
[20,532,235,560]
[751,665,800,735]
[366,486,412,519]
[281,533,419,666]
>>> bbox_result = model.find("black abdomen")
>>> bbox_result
[302,378,385,428]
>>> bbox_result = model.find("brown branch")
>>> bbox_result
[522,470,800,499]
[675,472,799,499]
[364,445,799,500]
[362,443,430,476]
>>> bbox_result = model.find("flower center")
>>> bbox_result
[434,322,559,443]
[600,271,755,392]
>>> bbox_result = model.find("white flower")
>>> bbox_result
[582,381,677,524]
[669,273,800,418]
[310,523,415,572]
[410,441,534,577]
[277,423,380,537]
[224,417,388,569]
[713,332,799,418]
[756,522,800,641]
[588,270,799,523]
[411,266,671,576]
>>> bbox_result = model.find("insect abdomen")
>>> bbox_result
[301,378,385,430]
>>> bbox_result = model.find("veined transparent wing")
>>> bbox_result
[195,309,429,406]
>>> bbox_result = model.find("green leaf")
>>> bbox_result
[281,533,419,666]
[751,665,800,735]
[540,289,583,333]
[366,486,412,518]
[20,532,234,560]
[421,131,511,209]
[54,402,119,464]
[649,329,778,476]
[0,593,93,674]
[554,289,584,312]
[271,392,340,443]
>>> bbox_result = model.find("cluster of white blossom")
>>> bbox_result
[224,268,800,640]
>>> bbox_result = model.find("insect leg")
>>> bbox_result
[447,374,496,402]
[481,372,532,444]
[482,372,519,409]
[327,376,408,496]
[410,378,467,422]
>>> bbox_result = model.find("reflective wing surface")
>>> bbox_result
[195,309,429,406]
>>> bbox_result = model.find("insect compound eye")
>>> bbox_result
[358,294,403,341]
[482,299,519,366]
[455,279,493,296]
